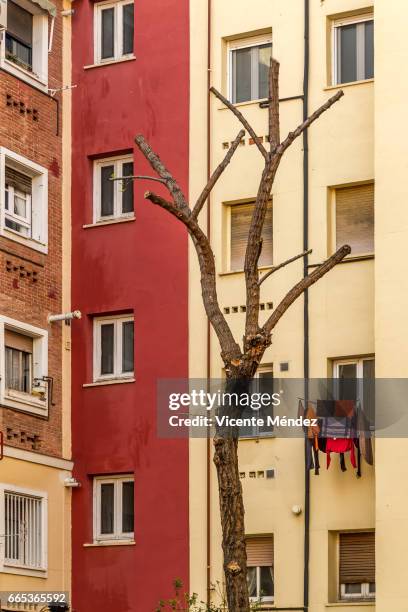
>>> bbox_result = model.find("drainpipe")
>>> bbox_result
[206,0,212,605]
[303,0,310,610]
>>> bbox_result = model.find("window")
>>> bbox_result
[239,367,274,438]
[93,475,134,542]
[228,201,272,272]
[229,38,272,103]
[333,15,374,85]
[333,357,375,426]
[94,156,134,222]
[332,183,374,257]
[0,316,48,416]
[0,485,47,573]
[5,1,33,71]
[246,537,274,603]
[93,315,134,381]
[339,532,375,600]
[0,0,50,88]
[94,0,134,64]
[0,147,48,252]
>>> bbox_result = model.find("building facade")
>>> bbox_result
[70,0,190,609]
[0,0,72,607]
[189,1,407,611]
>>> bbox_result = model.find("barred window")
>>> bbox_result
[4,490,45,570]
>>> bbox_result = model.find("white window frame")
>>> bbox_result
[93,155,134,223]
[93,315,134,382]
[93,475,134,543]
[340,582,375,600]
[248,565,274,604]
[332,14,374,85]
[94,0,134,64]
[0,0,49,89]
[0,315,48,416]
[228,35,272,103]
[0,147,48,253]
[0,483,47,577]
[333,357,374,398]
[239,365,274,439]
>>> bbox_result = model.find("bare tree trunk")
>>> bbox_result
[214,434,249,611]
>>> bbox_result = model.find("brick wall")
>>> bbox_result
[0,3,64,458]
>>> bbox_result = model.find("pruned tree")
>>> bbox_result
[133,60,348,611]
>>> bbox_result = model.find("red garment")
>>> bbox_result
[326,438,356,469]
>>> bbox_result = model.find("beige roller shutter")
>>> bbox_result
[5,329,33,353]
[335,184,374,255]
[230,201,273,271]
[246,536,274,567]
[339,531,375,584]
[5,166,32,194]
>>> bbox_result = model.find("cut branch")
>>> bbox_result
[274,89,344,156]
[135,134,191,215]
[210,87,269,161]
[262,244,351,335]
[268,58,280,151]
[258,249,312,286]
[192,129,245,219]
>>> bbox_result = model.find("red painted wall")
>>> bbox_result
[71,1,190,609]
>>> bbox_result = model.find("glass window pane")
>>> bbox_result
[345,583,362,594]
[258,44,272,99]
[101,7,114,59]
[100,323,114,375]
[369,582,375,593]
[232,47,252,103]
[247,567,257,598]
[121,162,134,214]
[339,24,357,83]
[122,321,134,373]
[14,193,27,218]
[100,483,114,534]
[260,566,274,598]
[7,1,33,45]
[122,3,134,55]
[100,165,114,217]
[122,481,134,533]
[338,363,357,401]
[364,21,374,79]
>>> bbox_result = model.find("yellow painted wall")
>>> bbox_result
[189,0,378,610]
[0,457,71,594]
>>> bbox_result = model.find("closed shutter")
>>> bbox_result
[246,536,274,567]
[335,184,374,255]
[339,531,375,584]
[230,201,273,271]
[5,166,32,194]
[5,329,33,353]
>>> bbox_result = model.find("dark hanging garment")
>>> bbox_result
[356,402,374,466]
[317,399,335,417]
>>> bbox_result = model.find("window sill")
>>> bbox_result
[326,603,375,607]
[83,215,135,229]
[218,97,268,111]
[308,254,374,269]
[219,265,272,277]
[239,434,276,442]
[1,228,48,254]
[1,58,48,92]
[2,563,47,578]
[324,78,374,91]
[84,55,136,70]
[84,540,135,547]
[83,378,135,388]
[2,394,48,418]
